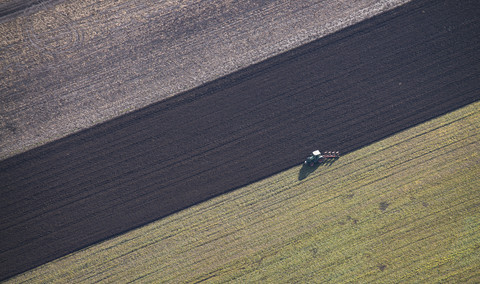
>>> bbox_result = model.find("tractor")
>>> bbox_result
[304,150,340,166]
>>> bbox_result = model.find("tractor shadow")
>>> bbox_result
[298,158,338,180]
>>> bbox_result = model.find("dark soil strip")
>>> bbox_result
[1,0,479,280]
[0,0,49,19]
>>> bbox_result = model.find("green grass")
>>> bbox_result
[9,101,480,283]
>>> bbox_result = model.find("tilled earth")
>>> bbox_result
[0,0,409,159]
[1,0,479,281]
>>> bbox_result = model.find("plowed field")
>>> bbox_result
[10,100,480,283]
[1,0,479,281]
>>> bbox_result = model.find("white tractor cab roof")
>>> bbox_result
[312,150,321,156]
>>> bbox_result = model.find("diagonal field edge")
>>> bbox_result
[1,0,480,280]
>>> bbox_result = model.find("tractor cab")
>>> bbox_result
[304,150,323,166]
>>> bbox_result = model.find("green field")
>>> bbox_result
[10,101,480,283]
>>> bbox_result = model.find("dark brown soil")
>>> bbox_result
[1,0,479,280]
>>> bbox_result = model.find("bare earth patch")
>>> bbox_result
[0,0,410,160]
